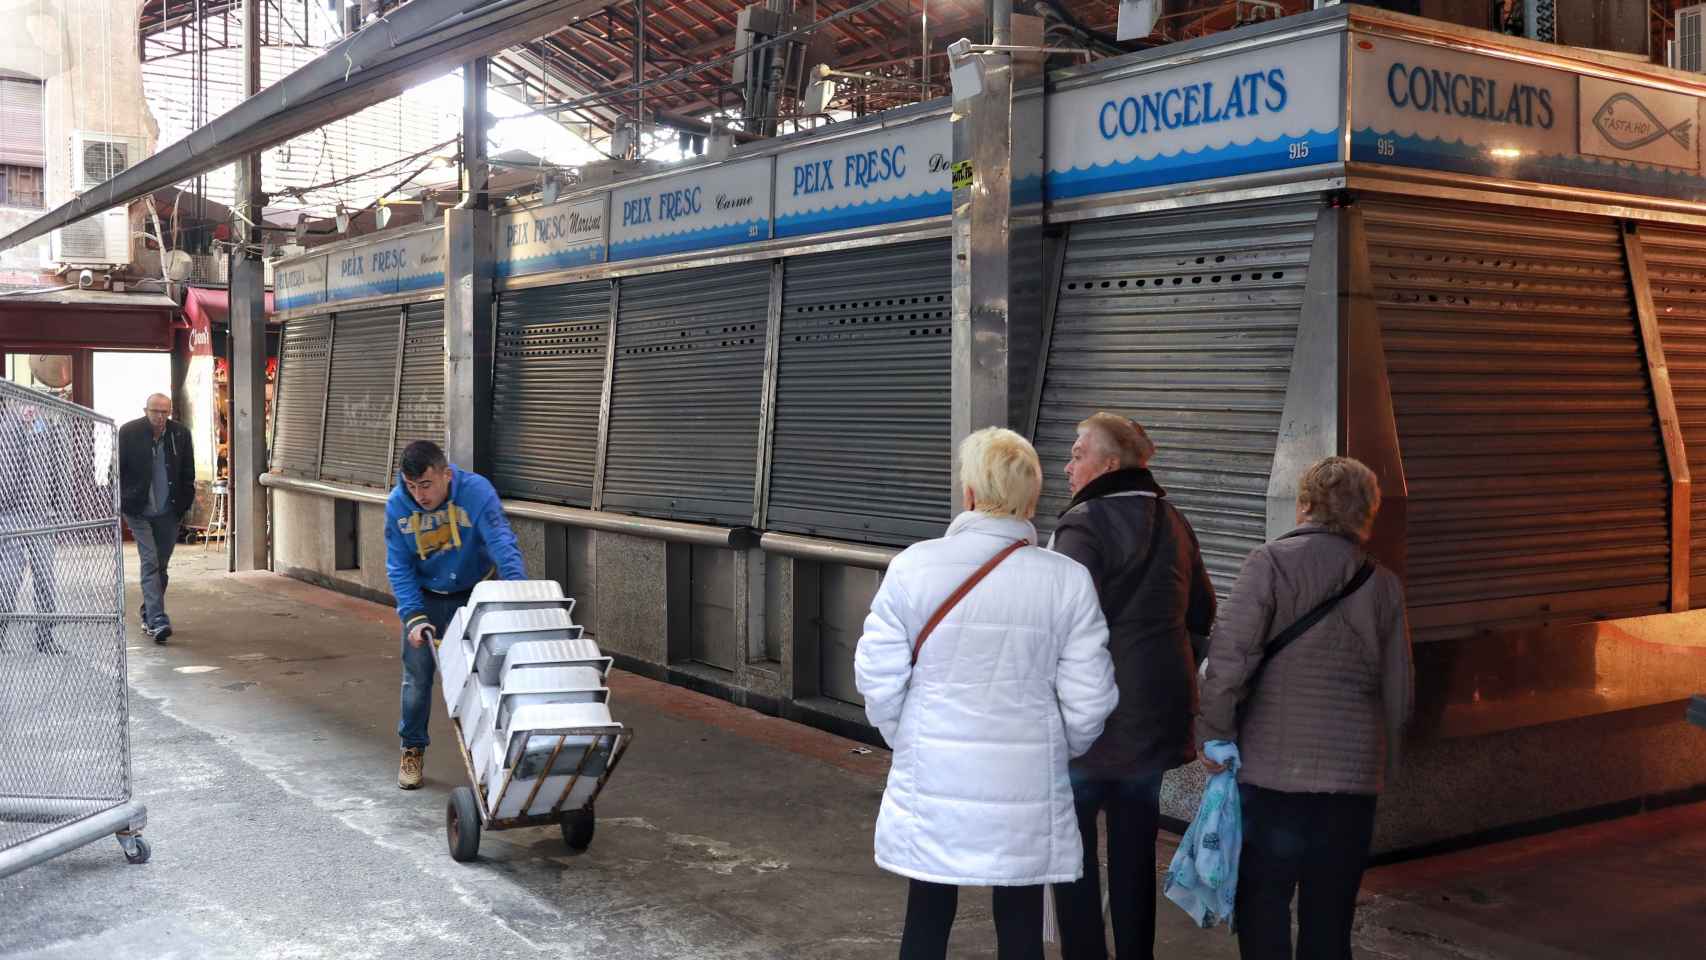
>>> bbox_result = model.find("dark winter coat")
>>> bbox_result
[118,417,195,518]
[1049,468,1217,778]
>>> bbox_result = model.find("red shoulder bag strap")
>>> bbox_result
[911,539,1029,666]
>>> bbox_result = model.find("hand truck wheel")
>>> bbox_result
[561,804,595,851]
[447,786,481,863]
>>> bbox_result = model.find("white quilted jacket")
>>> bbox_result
[855,511,1118,886]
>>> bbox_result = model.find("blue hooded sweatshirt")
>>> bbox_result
[384,463,526,632]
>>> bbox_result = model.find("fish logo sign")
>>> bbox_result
[1592,93,1692,152]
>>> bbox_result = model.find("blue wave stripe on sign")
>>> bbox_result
[278,292,327,310]
[1046,129,1341,202]
[609,219,768,261]
[774,191,950,237]
[496,244,606,278]
[328,279,400,302]
[1349,128,1706,202]
[1013,175,1044,207]
[397,273,444,292]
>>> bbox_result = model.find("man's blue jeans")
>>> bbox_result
[398,588,470,749]
[1051,770,1166,960]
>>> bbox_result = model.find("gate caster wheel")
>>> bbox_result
[121,836,151,865]
[561,805,595,851]
[447,786,481,863]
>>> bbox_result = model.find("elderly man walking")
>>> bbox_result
[119,393,195,644]
[1049,413,1217,960]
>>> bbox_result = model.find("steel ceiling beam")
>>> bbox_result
[3,0,620,253]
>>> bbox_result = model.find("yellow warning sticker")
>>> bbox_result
[951,160,973,191]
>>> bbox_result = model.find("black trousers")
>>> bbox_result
[1051,772,1165,960]
[1235,785,1378,960]
[898,879,1043,960]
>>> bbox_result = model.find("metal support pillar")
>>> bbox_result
[231,0,269,571]
[446,58,493,473]
[948,0,1043,515]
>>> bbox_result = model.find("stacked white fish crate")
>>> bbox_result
[436,580,623,830]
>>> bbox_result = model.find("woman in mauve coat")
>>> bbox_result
[1198,456,1414,960]
[856,427,1119,960]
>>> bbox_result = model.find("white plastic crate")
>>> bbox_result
[500,638,612,683]
[463,580,576,640]
[471,608,585,682]
[497,666,609,728]
[438,623,475,715]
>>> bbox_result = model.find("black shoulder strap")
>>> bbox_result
[1248,558,1377,690]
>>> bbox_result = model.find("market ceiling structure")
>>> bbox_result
[136,0,1136,137]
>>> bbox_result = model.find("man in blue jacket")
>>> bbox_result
[385,440,525,790]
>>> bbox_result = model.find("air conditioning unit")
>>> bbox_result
[50,131,147,267]
[214,252,276,287]
[51,207,130,266]
[1677,5,1706,73]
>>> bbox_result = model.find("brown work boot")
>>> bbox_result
[398,747,425,790]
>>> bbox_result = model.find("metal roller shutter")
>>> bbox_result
[1034,197,1322,595]
[1624,224,1706,601]
[603,263,768,526]
[270,314,333,478]
[1363,199,1670,641]
[393,301,446,478]
[492,281,610,506]
[768,241,952,545]
[0,77,44,168]
[319,306,401,487]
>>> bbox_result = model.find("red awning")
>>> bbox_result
[0,289,179,352]
[183,285,279,329]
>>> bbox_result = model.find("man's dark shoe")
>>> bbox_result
[151,624,171,644]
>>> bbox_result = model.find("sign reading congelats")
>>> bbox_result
[497,197,606,277]
[609,157,771,260]
[1350,36,1706,198]
[1046,33,1342,202]
[275,255,327,311]
[773,117,951,237]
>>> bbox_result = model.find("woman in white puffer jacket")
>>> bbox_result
[856,427,1119,960]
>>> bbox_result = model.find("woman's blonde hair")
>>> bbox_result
[960,427,1043,519]
[1077,412,1156,469]
[1298,456,1381,540]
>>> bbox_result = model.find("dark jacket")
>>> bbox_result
[118,417,195,518]
[1198,525,1413,794]
[1050,468,1217,778]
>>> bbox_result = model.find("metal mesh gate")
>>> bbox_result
[1363,198,1670,641]
[767,241,953,546]
[0,380,148,876]
[1034,197,1321,595]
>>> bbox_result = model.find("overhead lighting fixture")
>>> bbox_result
[542,177,561,205]
[335,206,351,235]
[376,201,394,229]
[804,76,837,116]
[947,38,986,105]
[421,195,439,223]
[293,213,307,245]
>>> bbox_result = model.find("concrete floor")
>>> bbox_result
[1,546,1703,959]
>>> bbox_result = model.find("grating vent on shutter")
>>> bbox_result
[1363,199,1669,641]
[492,281,610,506]
[270,314,333,477]
[1034,198,1322,595]
[1629,224,1706,600]
[603,262,768,526]
[319,307,401,487]
[768,241,952,545]
[393,301,446,479]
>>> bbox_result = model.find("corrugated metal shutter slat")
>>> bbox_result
[1034,198,1323,596]
[320,307,401,487]
[1631,223,1706,601]
[768,240,953,545]
[394,302,446,479]
[1365,199,1670,640]
[492,281,610,506]
[603,263,768,526]
[270,315,332,477]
